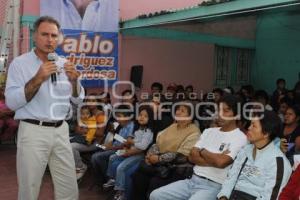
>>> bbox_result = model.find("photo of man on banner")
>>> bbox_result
[40,0,119,88]
[41,0,119,32]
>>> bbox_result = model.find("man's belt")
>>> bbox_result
[193,173,218,184]
[22,119,63,128]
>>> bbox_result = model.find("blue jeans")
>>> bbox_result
[125,162,140,200]
[107,154,144,191]
[91,150,116,185]
[150,175,222,200]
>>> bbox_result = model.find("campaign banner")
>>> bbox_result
[40,0,119,87]
[56,30,118,87]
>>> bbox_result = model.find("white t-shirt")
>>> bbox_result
[193,127,247,184]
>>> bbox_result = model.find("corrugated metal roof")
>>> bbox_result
[129,0,235,21]
[121,0,300,29]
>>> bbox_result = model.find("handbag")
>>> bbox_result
[156,165,172,178]
[229,190,256,200]
[138,160,157,176]
[156,153,194,179]
[229,157,256,200]
[138,161,174,179]
[173,162,194,179]
[139,154,194,179]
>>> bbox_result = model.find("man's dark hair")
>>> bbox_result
[219,94,241,116]
[276,78,286,85]
[241,85,254,96]
[121,89,137,104]
[185,85,193,91]
[287,104,300,119]
[176,85,185,93]
[279,96,293,106]
[213,88,224,96]
[80,106,91,114]
[33,16,60,32]
[114,104,132,117]
[83,93,104,111]
[99,92,111,104]
[254,90,269,102]
[151,82,163,92]
[255,110,282,141]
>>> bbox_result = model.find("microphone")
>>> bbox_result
[47,53,58,85]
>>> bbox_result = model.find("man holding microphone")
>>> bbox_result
[5,16,84,200]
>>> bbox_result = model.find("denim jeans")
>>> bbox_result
[124,162,140,200]
[107,154,144,191]
[71,141,97,168]
[91,149,116,185]
[150,174,222,200]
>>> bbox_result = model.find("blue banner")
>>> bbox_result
[56,30,118,87]
[40,0,120,88]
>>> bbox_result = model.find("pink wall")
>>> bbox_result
[0,1,8,25]
[120,36,215,96]
[17,0,214,98]
[22,0,39,15]
[119,0,215,97]
[20,26,31,54]
[120,0,201,20]
[20,0,201,19]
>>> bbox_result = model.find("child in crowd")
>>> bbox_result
[91,105,135,187]
[104,106,154,200]
[70,106,97,179]
[71,106,97,145]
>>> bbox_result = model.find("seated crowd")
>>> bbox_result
[0,84,18,143]
[2,78,300,200]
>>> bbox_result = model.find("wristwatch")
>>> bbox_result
[198,148,205,156]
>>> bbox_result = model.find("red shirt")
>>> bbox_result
[279,165,300,200]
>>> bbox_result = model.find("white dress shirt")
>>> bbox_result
[5,49,85,121]
[40,0,119,32]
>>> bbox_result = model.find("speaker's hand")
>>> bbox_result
[36,61,57,82]
[64,62,80,83]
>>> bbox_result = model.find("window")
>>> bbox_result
[214,45,253,88]
[215,46,231,87]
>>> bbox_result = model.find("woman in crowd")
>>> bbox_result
[280,104,300,164]
[131,103,201,200]
[277,97,292,122]
[217,111,292,200]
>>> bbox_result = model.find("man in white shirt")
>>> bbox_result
[150,95,248,200]
[40,0,119,32]
[5,16,84,200]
